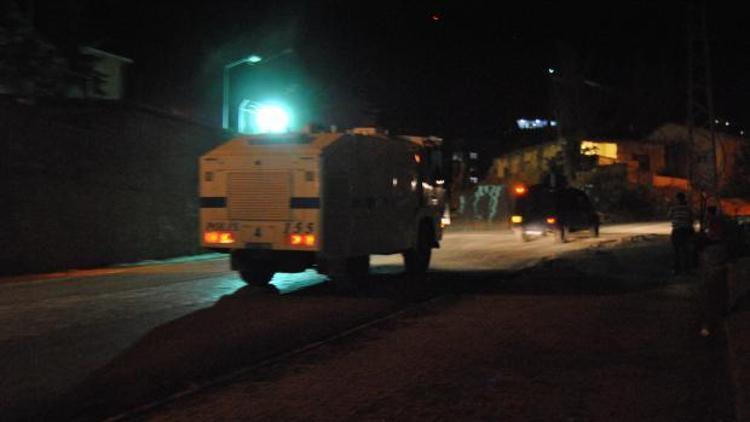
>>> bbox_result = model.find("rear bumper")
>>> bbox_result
[200,219,321,252]
[512,221,558,235]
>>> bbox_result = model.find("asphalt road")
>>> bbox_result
[0,222,671,419]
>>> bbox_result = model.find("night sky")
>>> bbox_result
[29,1,750,151]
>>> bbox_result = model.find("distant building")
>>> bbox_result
[489,141,563,186]
[489,122,746,196]
[0,45,132,100]
[580,124,743,192]
[645,123,744,192]
[69,47,133,100]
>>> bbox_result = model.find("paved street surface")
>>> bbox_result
[2,221,736,421]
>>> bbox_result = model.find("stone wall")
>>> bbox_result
[0,99,232,275]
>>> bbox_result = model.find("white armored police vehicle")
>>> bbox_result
[199,128,446,286]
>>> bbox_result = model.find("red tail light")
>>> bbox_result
[514,185,527,195]
[204,231,235,244]
[289,234,316,247]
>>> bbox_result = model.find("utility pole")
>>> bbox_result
[548,67,572,185]
[686,2,718,227]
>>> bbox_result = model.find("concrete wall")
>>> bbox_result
[0,100,231,275]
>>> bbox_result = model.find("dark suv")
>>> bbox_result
[511,184,599,242]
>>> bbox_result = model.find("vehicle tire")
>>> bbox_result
[239,268,275,286]
[404,223,432,275]
[555,225,567,243]
[590,223,600,238]
[326,256,369,292]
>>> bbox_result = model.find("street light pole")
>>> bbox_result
[221,49,293,131]
[222,54,263,130]
[222,66,230,129]
[548,68,571,184]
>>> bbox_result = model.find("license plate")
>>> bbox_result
[244,225,275,242]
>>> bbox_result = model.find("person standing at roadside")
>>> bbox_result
[668,192,694,274]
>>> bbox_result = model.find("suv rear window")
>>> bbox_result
[515,187,557,218]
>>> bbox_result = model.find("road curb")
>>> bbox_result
[725,318,747,422]
[725,290,750,422]
[665,264,746,422]
[0,253,227,286]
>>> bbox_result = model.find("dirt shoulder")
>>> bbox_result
[146,238,736,421]
[728,293,750,421]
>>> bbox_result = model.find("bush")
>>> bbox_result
[578,164,656,222]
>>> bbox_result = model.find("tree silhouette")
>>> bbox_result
[0,1,102,98]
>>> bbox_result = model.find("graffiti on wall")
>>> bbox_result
[457,184,507,222]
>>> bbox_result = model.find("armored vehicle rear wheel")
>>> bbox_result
[239,268,275,286]
[404,223,433,275]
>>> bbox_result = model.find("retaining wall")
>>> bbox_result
[0,100,231,275]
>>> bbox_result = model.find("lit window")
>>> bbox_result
[580,141,617,160]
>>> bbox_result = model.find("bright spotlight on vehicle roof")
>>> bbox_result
[255,105,291,133]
